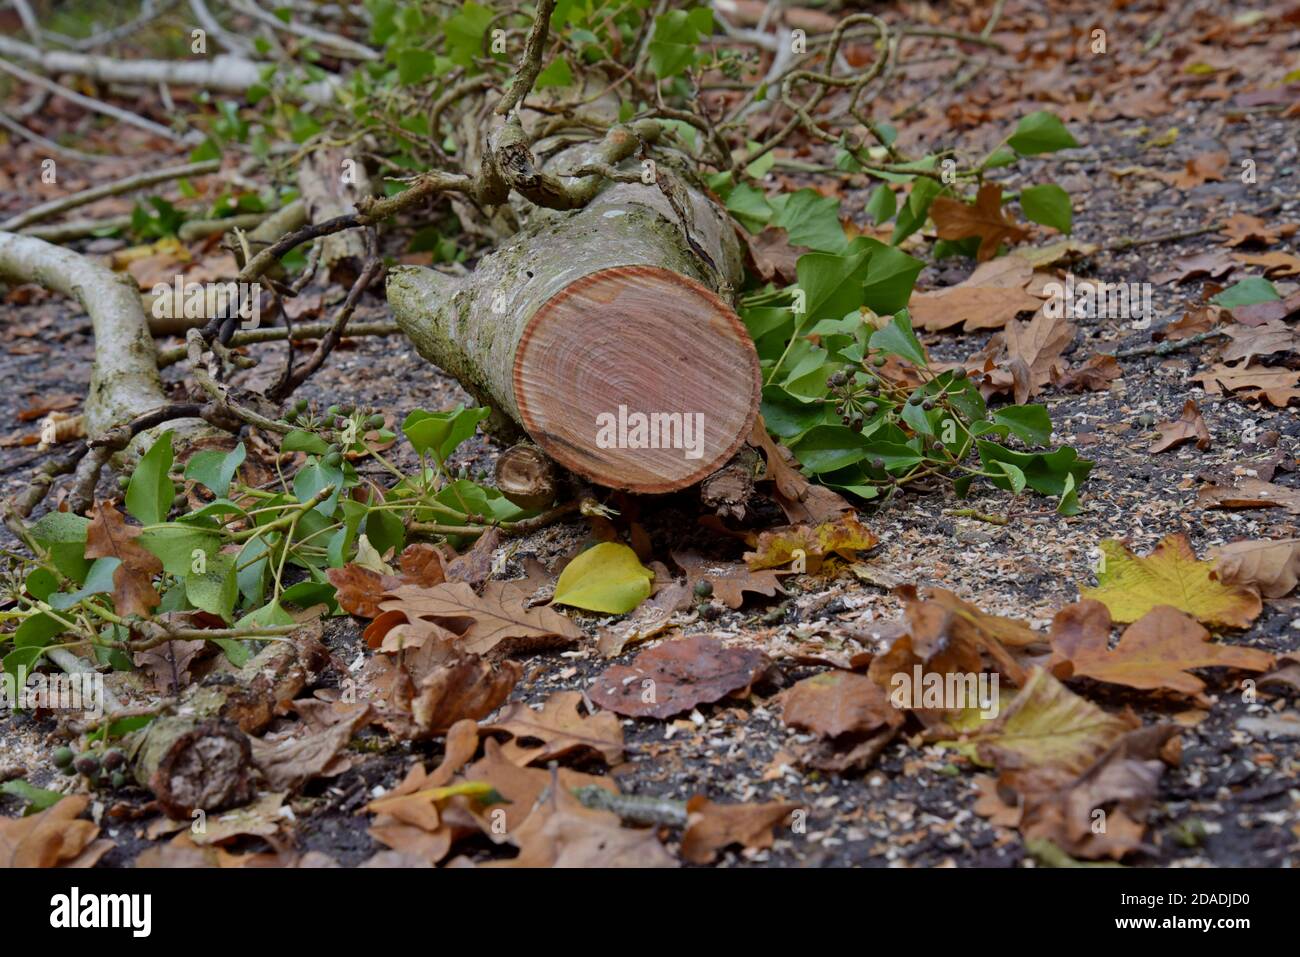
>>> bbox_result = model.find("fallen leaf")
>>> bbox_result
[0,796,112,868]
[1212,538,1300,600]
[552,542,654,615]
[378,581,580,656]
[1049,602,1273,695]
[680,796,798,864]
[780,670,902,737]
[1150,252,1237,285]
[672,551,786,609]
[85,501,162,618]
[481,691,624,766]
[1193,363,1300,407]
[589,634,768,719]
[1001,309,1076,405]
[250,703,371,791]
[326,542,449,618]
[1233,251,1300,278]
[1151,399,1211,452]
[908,257,1045,332]
[1221,213,1297,247]
[930,183,1031,262]
[1197,477,1300,513]
[1167,150,1228,189]
[1081,534,1263,628]
[1054,353,1121,392]
[744,513,878,572]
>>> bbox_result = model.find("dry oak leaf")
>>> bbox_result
[680,795,799,865]
[930,182,1031,262]
[1233,251,1300,278]
[1149,252,1237,285]
[1081,534,1262,628]
[1221,213,1297,247]
[1049,601,1273,696]
[908,256,1045,332]
[1054,353,1121,392]
[672,551,786,610]
[589,634,768,719]
[780,670,902,738]
[749,416,855,525]
[85,501,162,618]
[744,513,878,572]
[940,668,1137,774]
[0,795,112,868]
[326,542,448,618]
[249,702,372,791]
[1220,319,1298,365]
[1197,478,1300,514]
[1229,290,1300,326]
[1151,399,1211,453]
[481,690,623,766]
[1212,539,1300,599]
[1167,150,1229,189]
[1192,363,1300,407]
[378,581,580,656]
[411,651,520,735]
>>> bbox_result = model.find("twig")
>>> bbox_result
[155,320,401,367]
[0,55,197,145]
[571,786,688,827]
[0,110,102,162]
[495,0,559,115]
[0,159,219,231]
[1112,328,1226,359]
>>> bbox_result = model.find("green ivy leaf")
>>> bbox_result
[865,184,897,225]
[991,405,1053,445]
[647,7,713,79]
[790,425,871,473]
[184,443,246,496]
[771,189,846,253]
[1211,277,1280,308]
[0,779,64,813]
[403,405,490,462]
[139,525,220,577]
[185,552,239,621]
[869,312,927,366]
[552,542,653,614]
[282,430,331,455]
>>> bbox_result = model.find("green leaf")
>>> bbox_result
[29,511,91,584]
[552,542,653,614]
[647,7,713,79]
[862,440,924,473]
[403,405,490,462]
[771,189,846,253]
[1211,277,1280,308]
[1057,471,1081,516]
[126,430,175,525]
[185,552,239,621]
[991,404,1053,445]
[759,386,831,438]
[869,312,927,366]
[865,184,897,225]
[725,183,773,232]
[989,460,1027,494]
[139,525,220,577]
[790,425,871,473]
[892,177,942,244]
[282,430,330,455]
[1008,111,1079,155]
[1020,184,1073,234]
[860,243,924,315]
[14,612,64,649]
[794,239,873,323]
[976,441,1092,498]
[535,56,573,89]
[0,779,64,813]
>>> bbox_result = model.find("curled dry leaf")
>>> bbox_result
[908,256,1045,332]
[1166,150,1228,189]
[250,702,372,791]
[589,634,768,719]
[1220,212,1297,247]
[1000,309,1076,405]
[1219,319,1298,364]
[1054,353,1121,392]
[1049,601,1273,695]
[780,670,902,739]
[1193,364,1300,407]
[481,690,624,766]
[744,513,878,572]
[1081,534,1262,628]
[680,795,799,865]
[1212,538,1300,598]
[1150,399,1211,453]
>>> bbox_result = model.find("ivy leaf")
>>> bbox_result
[29,511,91,585]
[1008,111,1079,155]
[1020,184,1073,234]
[553,542,654,615]
[184,443,246,496]
[865,184,897,225]
[990,404,1053,445]
[281,430,330,455]
[869,312,927,366]
[139,524,220,577]
[1080,534,1262,628]
[859,242,924,315]
[647,7,713,79]
[891,177,942,244]
[185,551,239,621]
[771,189,846,253]
[403,405,490,462]
[790,425,871,474]
[1210,277,1280,308]
[976,441,1092,498]
[125,430,175,525]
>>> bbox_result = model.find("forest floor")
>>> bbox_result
[2,0,1298,868]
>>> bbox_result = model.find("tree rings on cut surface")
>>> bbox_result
[512,265,760,494]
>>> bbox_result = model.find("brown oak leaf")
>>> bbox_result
[85,501,162,618]
[930,182,1031,262]
[589,634,768,719]
[1151,399,1211,452]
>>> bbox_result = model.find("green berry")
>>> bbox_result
[323,451,343,467]
[73,753,99,776]
[693,580,714,599]
[951,367,968,380]
[110,772,127,790]
[872,356,887,367]
[116,474,131,489]
[366,414,385,430]
[53,746,75,768]
[326,404,340,417]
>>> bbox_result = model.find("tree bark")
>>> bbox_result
[387,143,760,494]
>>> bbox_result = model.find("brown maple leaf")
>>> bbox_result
[376,581,580,655]
[326,542,449,618]
[1151,399,1211,453]
[1000,309,1076,404]
[930,183,1031,262]
[908,256,1046,332]
[85,501,162,618]
[1167,150,1228,189]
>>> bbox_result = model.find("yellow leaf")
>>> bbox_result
[939,668,1135,771]
[744,514,878,571]
[1081,534,1261,628]
[552,542,653,614]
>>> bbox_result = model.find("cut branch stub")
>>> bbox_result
[389,175,760,494]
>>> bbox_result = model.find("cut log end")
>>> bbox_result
[512,265,760,494]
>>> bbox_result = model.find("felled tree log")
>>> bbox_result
[387,135,761,494]
[127,631,327,819]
